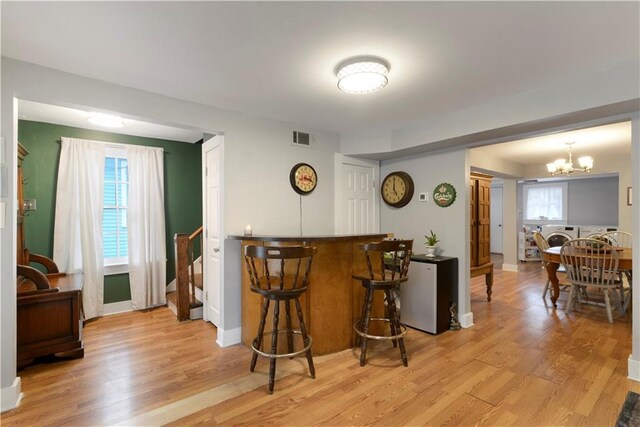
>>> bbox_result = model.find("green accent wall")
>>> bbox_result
[18,120,202,304]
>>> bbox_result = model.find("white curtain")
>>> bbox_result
[127,145,166,310]
[53,137,105,319]
[525,185,565,221]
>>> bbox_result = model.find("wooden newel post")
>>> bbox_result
[175,233,191,321]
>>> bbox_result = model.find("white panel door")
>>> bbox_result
[343,163,375,234]
[490,186,503,254]
[203,136,222,326]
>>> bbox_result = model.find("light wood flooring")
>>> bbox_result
[2,259,638,426]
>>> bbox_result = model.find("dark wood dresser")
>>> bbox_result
[17,274,84,368]
[16,142,84,368]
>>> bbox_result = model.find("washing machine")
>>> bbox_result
[539,225,579,248]
[579,225,618,238]
[539,225,579,239]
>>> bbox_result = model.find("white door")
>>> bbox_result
[490,186,503,253]
[337,157,378,234]
[203,136,222,326]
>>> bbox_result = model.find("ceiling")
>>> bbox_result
[18,100,203,143]
[2,2,639,134]
[471,121,632,166]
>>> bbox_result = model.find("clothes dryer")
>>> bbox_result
[579,225,618,238]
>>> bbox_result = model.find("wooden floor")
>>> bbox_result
[2,259,638,426]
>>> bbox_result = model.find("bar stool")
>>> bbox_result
[353,239,413,367]
[244,245,316,394]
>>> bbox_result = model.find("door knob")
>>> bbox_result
[213,247,220,253]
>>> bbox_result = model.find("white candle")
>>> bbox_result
[244,224,252,236]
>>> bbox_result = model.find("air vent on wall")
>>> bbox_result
[292,131,311,147]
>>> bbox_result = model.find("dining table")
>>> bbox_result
[542,246,633,307]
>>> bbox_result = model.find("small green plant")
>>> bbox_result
[425,230,440,246]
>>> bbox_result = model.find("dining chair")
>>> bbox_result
[560,238,623,323]
[601,231,632,248]
[601,231,632,311]
[532,231,553,299]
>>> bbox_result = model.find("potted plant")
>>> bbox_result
[424,230,440,257]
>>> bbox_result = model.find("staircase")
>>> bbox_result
[167,226,204,321]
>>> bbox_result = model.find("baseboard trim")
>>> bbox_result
[628,355,640,382]
[460,312,474,329]
[1,377,23,412]
[103,300,133,316]
[216,327,242,347]
[166,278,176,292]
[502,263,519,272]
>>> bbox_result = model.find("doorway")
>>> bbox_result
[334,154,380,234]
[490,186,503,254]
[202,135,223,327]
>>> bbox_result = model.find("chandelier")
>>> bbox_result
[546,142,594,176]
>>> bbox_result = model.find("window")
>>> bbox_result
[523,182,568,223]
[103,150,128,271]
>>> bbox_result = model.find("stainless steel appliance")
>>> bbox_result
[400,255,458,334]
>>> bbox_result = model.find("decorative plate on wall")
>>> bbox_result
[433,183,457,207]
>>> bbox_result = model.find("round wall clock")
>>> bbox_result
[433,183,457,207]
[381,171,414,208]
[290,163,318,195]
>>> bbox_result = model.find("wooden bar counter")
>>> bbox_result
[229,234,389,355]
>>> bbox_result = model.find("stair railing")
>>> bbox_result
[174,226,203,321]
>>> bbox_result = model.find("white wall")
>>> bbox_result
[341,59,639,156]
[470,149,525,178]
[502,179,518,270]
[379,149,472,326]
[0,58,340,403]
[525,154,632,232]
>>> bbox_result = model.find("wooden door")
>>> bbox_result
[476,177,492,265]
[490,186,503,253]
[470,178,477,267]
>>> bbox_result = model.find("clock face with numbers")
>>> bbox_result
[381,171,414,208]
[290,163,318,195]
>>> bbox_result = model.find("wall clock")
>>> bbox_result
[381,171,414,208]
[290,163,318,195]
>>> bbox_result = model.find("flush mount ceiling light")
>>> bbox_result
[546,141,594,176]
[336,57,390,94]
[88,112,124,128]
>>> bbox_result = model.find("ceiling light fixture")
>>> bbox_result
[336,57,389,94]
[546,141,594,176]
[88,112,124,128]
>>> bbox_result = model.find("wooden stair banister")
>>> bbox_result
[174,226,204,321]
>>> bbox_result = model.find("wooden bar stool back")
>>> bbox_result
[353,239,413,367]
[244,245,317,394]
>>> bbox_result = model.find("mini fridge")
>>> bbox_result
[400,255,458,334]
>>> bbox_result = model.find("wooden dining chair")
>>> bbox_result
[532,232,552,299]
[601,231,632,248]
[560,238,623,323]
[601,231,632,311]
